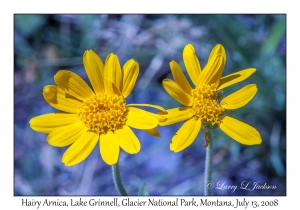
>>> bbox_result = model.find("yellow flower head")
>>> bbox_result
[29,50,165,166]
[161,44,262,152]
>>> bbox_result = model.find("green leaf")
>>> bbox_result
[262,16,286,54]
[138,183,149,196]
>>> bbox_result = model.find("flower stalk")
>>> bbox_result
[204,129,213,196]
[112,160,128,196]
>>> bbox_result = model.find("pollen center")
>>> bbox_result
[191,83,224,126]
[78,93,128,135]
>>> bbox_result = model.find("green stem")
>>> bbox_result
[204,129,213,196]
[112,160,128,196]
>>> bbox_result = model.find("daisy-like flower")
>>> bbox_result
[161,44,262,152]
[29,50,165,166]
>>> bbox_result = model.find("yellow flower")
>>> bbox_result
[29,50,165,166]
[161,44,262,152]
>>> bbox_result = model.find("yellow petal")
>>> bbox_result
[62,132,99,166]
[183,44,201,85]
[104,77,121,95]
[29,113,79,133]
[219,116,262,145]
[127,109,167,123]
[143,128,160,137]
[217,68,256,90]
[158,107,194,126]
[83,49,104,94]
[54,70,94,101]
[170,60,192,94]
[208,44,226,65]
[197,54,225,86]
[115,125,141,154]
[221,84,257,110]
[122,59,139,98]
[43,85,81,113]
[126,107,158,129]
[127,103,167,113]
[170,117,201,152]
[100,131,120,165]
[47,121,87,147]
[162,79,192,106]
[103,53,122,95]
[153,114,167,123]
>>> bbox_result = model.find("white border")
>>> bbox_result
[3,1,295,209]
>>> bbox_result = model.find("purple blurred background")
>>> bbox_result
[14,14,286,195]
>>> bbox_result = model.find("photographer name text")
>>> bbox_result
[207,181,276,193]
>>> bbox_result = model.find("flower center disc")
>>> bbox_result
[191,83,224,126]
[78,93,128,135]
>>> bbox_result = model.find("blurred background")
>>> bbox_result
[14,14,286,196]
